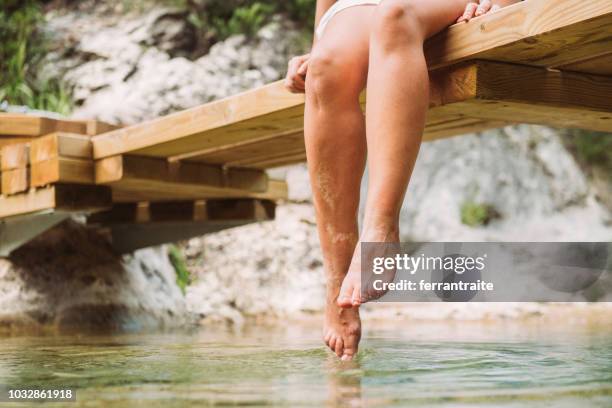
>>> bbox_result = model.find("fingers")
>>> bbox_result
[284,55,309,94]
[456,2,478,23]
[491,4,501,12]
[475,0,492,16]
[297,59,309,76]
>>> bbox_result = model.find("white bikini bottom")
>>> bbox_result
[316,0,382,39]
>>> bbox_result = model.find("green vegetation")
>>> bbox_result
[168,244,191,295]
[460,201,500,227]
[160,0,316,41]
[561,129,612,173]
[0,0,72,114]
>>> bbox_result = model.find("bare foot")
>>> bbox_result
[337,225,399,308]
[323,293,361,360]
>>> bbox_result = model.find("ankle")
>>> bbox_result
[362,213,400,241]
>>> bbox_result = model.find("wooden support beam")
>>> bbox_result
[88,199,275,225]
[427,60,612,132]
[0,184,112,219]
[95,155,275,201]
[89,199,276,253]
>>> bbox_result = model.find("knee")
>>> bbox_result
[307,48,346,100]
[373,0,423,50]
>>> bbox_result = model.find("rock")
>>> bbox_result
[42,9,303,125]
[0,221,186,331]
[184,204,325,324]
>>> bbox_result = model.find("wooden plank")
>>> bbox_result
[0,184,111,219]
[30,132,92,163]
[1,168,29,195]
[1,143,29,171]
[0,115,53,137]
[425,0,612,69]
[92,82,304,159]
[0,114,88,137]
[30,157,94,187]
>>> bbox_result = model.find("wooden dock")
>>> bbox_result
[0,0,610,254]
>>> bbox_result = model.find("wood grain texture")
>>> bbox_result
[30,157,95,187]
[425,0,612,69]
[1,168,29,195]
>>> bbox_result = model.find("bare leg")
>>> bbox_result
[338,0,471,307]
[305,6,375,359]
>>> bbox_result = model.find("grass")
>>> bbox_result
[168,244,191,295]
[0,0,73,114]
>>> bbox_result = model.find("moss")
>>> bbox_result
[168,245,191,295]
[460,201,500,227]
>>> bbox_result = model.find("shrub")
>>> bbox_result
[0,0,72,114]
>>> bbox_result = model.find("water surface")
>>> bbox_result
[0,322,610,407]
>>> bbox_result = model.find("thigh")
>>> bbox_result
[381,0,470,38]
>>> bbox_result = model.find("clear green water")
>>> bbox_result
[0,324,610,407]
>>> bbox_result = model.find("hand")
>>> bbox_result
[284,54,310,94]
[456,0,501,23]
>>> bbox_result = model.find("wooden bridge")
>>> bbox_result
[0,0,610,254]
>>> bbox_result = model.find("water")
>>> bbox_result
[0,322,610,407]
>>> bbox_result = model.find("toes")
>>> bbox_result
[342,327,361,361]
[328,335,337,351]
[334,337,344,357]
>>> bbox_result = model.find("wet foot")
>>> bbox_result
[323,293,361,361]
[337,225,399,308]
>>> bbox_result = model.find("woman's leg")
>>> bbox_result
[305,6,375,359]
[338,0,471,307]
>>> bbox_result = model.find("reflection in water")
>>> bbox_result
[0,322,610,407]
[327,359,363,407]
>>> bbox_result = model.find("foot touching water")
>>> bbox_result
[324,284,361,361]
